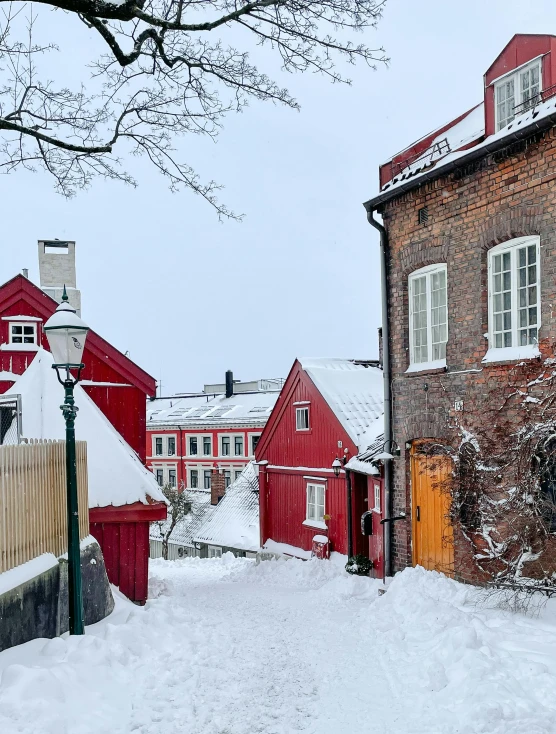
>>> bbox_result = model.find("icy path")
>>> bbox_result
[2,558,556,733]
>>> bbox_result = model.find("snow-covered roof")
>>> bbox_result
[194,463,260,552]
[345,434,385,476]
[147,390,280,428]
[371,92,556,207]
[300,359,384,451]
[5,349,165,508]
[150,490,214,547]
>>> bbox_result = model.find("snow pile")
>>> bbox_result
[5,349,165,508]
[3,561,556,733]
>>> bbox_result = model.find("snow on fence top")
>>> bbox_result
[5,349,165,508]
[300,359,384,452]
[194,463,260,552]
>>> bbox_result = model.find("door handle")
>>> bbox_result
[416,506,420,522]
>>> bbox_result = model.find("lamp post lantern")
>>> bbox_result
[44,287,89,636]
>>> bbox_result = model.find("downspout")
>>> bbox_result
[366,208,393,579]
[345,469,353,558]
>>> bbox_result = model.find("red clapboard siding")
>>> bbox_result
[256,360,359,557]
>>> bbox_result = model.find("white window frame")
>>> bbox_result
[189,468,199,489]
[249,434,261,456]
[486,236,541,357]
[208,545,222,558]
[408,263,448,370]
[168,468,177,488]
[187,434,200,457]
[373,483,381,513]
[234,435,244,457]
[305,482,326,525]
[202,435,212,457]
[296,407,310,431]
[494,58,542,131]
[203,469,212,490]
[153,435,164,457]
[152,463,177,487]
[9,321,37,347]
[167,435,177,456]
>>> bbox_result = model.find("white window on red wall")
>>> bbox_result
[10,322,37,346]
[190,469,199,488]
[167,436,176,456]
[408,264,447,369]
[495,59,542,131]
[487,236,540,353]
[296,407,310,431]
[306,483,325,523]
[156,469,164,486]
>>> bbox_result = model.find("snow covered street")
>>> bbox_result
[2,557,556,734]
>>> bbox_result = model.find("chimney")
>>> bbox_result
[378,327,383,368]
[22,269,28,279]
[211,468,226,505]
[38,240,81,316]
[225,370,234,399]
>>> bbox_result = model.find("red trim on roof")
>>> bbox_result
[89,501,167,523]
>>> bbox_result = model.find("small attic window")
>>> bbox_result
[418,206,429,225]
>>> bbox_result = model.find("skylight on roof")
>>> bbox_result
[249,407,268,413]
[208,407,235,418]
[188,407,211,418]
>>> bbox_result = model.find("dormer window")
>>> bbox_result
[10,322,37,345]
[495,59,541,131]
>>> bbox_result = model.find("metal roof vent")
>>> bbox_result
[418,206,429,225]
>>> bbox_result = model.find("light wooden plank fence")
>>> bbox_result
[0,440,88,573]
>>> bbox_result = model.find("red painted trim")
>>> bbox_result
[90,501,167,523]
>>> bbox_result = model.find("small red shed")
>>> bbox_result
[0,273,166,603]
[255,359,383,561]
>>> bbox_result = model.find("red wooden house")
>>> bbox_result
[255,358,383,563]
[0,267,166,604]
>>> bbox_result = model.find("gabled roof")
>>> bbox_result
[0,275,156,395]
[194,463,259,552]
[5,349,165,508]
[147,390,280,428]
[300,359,384,451]
[150,490,214,547]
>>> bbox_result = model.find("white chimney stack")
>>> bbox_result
[38,240,81,316]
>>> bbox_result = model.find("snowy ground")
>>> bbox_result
[2,557,556,734]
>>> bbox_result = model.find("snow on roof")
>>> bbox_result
[5,349,165,508]
[300,359,384,451]
[150,490,214,547]
[345,433,385,476]
[376,93,556,201]
[147,390,280,427]
[193,463,260,552]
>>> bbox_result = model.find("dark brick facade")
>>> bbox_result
[380,125,556,582]
[211,468,226,506]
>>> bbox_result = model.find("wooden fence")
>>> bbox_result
[0,440,89,574]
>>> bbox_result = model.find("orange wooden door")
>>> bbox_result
[411,445,454,576]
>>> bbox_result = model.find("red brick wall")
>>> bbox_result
[381,125,556,582]
[211,468,226,506]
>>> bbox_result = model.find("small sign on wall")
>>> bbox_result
[454,400,464,412]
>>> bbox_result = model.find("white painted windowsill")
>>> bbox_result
[302,519,328,530]
[0,343,39,352]
[405,359,446,374]
[482,345,540,364]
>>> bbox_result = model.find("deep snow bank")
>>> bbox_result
[2,557,556,734]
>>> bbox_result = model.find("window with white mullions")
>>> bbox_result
[489,237,540,350]
[495,60,542,130]
[409,264,447,366]
[306,483,325,523]
[10,322,37,345]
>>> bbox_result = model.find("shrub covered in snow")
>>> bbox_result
[345,554,373,576]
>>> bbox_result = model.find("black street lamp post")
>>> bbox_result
[44,287,90,636]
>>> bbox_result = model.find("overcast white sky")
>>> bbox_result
[2,0,556,394]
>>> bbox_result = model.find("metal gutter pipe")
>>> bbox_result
[366,209,393,579]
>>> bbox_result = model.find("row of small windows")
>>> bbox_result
[153,434,260,457]
[155,467,244,489]
[408,236,540,367]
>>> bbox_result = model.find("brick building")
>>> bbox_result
[364,34,556,584]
